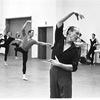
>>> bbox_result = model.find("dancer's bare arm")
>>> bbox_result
[21,20,31,37]
[32,39,52,47]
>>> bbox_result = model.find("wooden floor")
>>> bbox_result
[0,54,100,98]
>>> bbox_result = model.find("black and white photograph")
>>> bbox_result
[0,0,100,99]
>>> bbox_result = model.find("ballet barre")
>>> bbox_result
[94,49,100,64]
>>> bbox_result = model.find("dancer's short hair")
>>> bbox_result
[92,33,95,36]
[28,30,34,34]
[79,33,82,37]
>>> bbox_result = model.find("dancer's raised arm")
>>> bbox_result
[57,12,84,28]
[21,20,31,37]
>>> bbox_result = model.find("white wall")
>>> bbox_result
[2,0,56,27]
[1,0,100,58]
[0,0,3,33]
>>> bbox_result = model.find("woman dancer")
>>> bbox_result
[11,32,22,59]
[49,12,84,98]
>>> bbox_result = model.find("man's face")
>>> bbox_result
[29,31,34,37]
[92,34,95,39]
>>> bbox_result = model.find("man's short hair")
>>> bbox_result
[28,30,34,34]
[92,33,95,36]
[79,33,82,37]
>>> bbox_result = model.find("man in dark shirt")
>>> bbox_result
[87,33,99,66]
[49,12,84,98]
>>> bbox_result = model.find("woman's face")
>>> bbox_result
[67,29,80,42]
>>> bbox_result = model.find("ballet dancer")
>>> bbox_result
[15,20,52,80]
[0,24,21,65]
[87,33,99,66]
[11,32,22,59]
[49,12,84,98]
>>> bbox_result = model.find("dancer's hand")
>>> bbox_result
[74,12,84,20]
[47,43,52,47]
[47,56,60,66]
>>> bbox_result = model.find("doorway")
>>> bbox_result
[38,27,53,59]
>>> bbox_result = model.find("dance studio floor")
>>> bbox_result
[0,54,100,98]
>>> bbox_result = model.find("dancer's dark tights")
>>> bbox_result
[0,44,9,61]
[15,47,28,74]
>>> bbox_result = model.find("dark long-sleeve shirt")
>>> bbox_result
[90,38,97,49]
[52,24,79,72]
[4,35,15,47]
